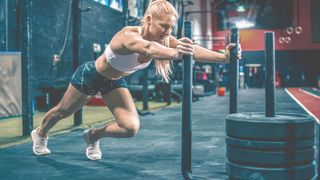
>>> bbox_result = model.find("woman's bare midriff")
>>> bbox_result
[95,54,130,80]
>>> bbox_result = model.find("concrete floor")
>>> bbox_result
[0,88,317,180]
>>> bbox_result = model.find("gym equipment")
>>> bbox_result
[181,20,193,180]
[225,32,318,179]
[19,0,34,136]
[229,28,239,114]
[181,23,240,180]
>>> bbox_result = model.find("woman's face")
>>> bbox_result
[148,14,177,42]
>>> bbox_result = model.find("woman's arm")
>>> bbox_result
[169,35,240,63]
[120,27,193,60]
[193,44,232,63]
[194,43,241,63]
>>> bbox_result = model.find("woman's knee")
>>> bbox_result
[118,117,140,137]
[127,124,140,137]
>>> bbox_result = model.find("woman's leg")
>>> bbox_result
[91,88,140,140]
[32,84,91,155]
[38,84,91,137]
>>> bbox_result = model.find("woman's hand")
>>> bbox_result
[224,43,242,62]
[175,37,194,59]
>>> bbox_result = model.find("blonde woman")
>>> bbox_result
[31,0,241,160]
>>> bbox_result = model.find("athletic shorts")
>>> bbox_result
[70,61,127,95]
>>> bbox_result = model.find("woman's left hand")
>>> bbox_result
[176,37,195,58]
[225,43,242,62]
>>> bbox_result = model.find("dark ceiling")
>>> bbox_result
[214,0,294,29]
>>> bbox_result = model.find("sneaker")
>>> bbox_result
[83,128,102,160]
[31,128,51,155]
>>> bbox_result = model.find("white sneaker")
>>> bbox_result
[83,128,102,160]
[31,128,51,155]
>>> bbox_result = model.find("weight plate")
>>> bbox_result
[225,136,315,150]
[227,145,315,166]
[226,160,316,180]
[226,112,315,141]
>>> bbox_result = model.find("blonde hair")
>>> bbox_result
[141,0,178,83]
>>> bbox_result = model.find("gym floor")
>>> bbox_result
[0,101,171,147]
[0,88,318,180]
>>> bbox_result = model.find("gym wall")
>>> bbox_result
[0,0,125,97]
[0,0,18,51]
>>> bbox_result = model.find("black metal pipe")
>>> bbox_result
[177,0,184,39]
[19,0,34,136]
[142,68,149,110]
[72,0,82,126]
[229,28,239,114]
[264,32,276,117]
[123,0,130,26]
[181,21,193,180]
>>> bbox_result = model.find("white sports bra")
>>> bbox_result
[104,45,151,74]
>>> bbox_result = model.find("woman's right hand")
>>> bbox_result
[176,37,194,59]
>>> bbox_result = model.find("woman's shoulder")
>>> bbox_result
[120,26,140,35]
[110,26,141,54]
[111,26,140,45]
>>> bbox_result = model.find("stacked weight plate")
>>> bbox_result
[225,112,317,180]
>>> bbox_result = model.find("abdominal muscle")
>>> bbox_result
[95,54,130,80]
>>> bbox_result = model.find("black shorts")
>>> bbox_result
[70,61,127,95]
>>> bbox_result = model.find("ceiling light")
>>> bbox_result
[237,5,246,12]
[235,19,255,29]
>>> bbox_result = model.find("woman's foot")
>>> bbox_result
[83,128,102,160]
[31,128,51,155]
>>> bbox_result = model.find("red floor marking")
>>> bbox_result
[286,88,320,123]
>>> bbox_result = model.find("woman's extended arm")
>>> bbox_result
[169,35,241,63]
[120,27,193,60]
[193,44,240,63]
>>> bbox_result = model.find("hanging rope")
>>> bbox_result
[58,0,73,56]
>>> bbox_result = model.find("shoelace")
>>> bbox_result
[36,138,47,148]
[88,141,101,154]
[88,128,98,146]
[88,147,100,155]
[87,128,101,154]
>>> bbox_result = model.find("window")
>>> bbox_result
[93,0,123,12]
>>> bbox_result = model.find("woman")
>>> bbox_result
[31,0,241,160]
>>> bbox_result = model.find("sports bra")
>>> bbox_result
[104,45,151,74]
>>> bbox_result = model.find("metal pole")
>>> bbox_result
[229,28,239,114]
[19,0,34,136]
[123,0,129,26]
[142,68,149,110]
[5,0,8,50]
[181,21,193,180]
[72,0,82,126]
[166,81,172,105]
[141,0,149,110]
[264,32,276,117]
